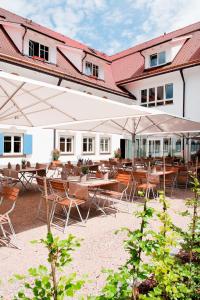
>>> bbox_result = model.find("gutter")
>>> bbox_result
[0,53,132,99]
[117,60,200,85]
[180,69,185,118]
[81,51,87,73]
[22,25,27,55]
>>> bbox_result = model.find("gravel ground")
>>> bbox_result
[0,187,192,299]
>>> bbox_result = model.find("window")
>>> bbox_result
[149,51,166,67]
[4,134,22,155]
[140,84,173,107]
[175,139,181,152]
[155,140,161,154]
[100,137,110,153]
[29,40,49,61]
[163,139,169,153]
[85,61,99,78]
[141,89,147,103]
[59,136,74,154]
[83,137,95,153]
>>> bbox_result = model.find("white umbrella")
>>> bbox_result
[0,71,163,127]
[48,115,200,165]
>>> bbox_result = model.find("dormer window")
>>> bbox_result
[149,51,166,67]
[85,61,99,78]
[29,40,49,61]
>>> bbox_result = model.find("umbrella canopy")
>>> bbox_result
[46,114,200,136]
[0,71,164,127]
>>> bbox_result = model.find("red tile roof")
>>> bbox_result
[0,7,200,91]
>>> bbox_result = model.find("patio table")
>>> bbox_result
[18,167,47,189]
[69,179,119,218]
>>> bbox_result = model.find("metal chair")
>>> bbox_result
[0,186,20,247]
[133,171,157,199]
[49,179,86,232]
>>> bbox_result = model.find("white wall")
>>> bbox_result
[124,71,184,116]
[184,66,200,122]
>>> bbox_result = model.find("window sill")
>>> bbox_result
[60,153,74,156]
[0,154,26,158]
[82,152,95,155]
[144,62,171,71]
[100,152,111,155]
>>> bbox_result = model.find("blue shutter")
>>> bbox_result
[23,134,32,155]
[0,133,3,155]
[125,139,132,159]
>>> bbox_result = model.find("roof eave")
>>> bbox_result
[117,60,200,85]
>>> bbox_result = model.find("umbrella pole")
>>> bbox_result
[132,133,136,169]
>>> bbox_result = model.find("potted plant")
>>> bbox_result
[52,149,60,166]
[114,148,121,160]
[80,166,89,182]
[21,159,27,169]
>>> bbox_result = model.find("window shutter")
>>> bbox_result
[125,139,133,159]
[0,133,3,155]
[23,134,32,155]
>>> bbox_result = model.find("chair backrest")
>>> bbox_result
[116,173,131,185]
[2,186,19,202]
[132,171,148,184]
[10,170,19,179]
[49,179,68,194]
[2,168,11,177]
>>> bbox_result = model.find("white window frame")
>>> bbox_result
[140,83,173,107]
[82,137,95,154]
[29,40,49,61]
[149,51,166,67]
[85,61,99,78]
[59,136,74,154]
[100,137,110,154]
[3,133,23,155]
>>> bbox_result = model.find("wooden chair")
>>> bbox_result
[49,179,86,232]
[99,173,133,212]
[160,172,178,196]
[36,176,56,220]
[0,186,20,247]
[133,171,157,199]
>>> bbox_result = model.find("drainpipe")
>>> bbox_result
[81,51,87,73]
[180,69,186,160]
[22,25,27,55]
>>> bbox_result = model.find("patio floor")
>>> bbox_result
[0,187,192,299]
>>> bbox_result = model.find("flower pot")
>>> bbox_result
[80,174,87,182]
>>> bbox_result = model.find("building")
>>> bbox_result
[0,7,199,164]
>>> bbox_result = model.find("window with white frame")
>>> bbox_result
[4,134,22,155]
[100,137,110,153]
[149,51,166,67]
[82,137,95,154]
[163,139,169,153]
[141,83,173,107]
[175,139,181,152]
[59,136,74,154]
[29,40,49,61]
[85,61,99,78]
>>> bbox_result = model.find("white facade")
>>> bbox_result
[0,17,200,166]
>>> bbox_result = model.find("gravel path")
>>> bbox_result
[0,188,192,299]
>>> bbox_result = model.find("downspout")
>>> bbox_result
[180,69,186,160]
[53,78,63,149]
[81,51,87,73]
[22,25,27,55]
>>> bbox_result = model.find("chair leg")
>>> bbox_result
[75,204,84,224]
[0,224,7,238]
[63,203,72,233]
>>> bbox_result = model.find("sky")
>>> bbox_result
[0,0,199,55]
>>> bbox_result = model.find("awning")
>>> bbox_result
[0,71,164,127]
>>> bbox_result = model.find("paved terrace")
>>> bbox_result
[0,188,192,299]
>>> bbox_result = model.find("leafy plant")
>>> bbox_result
[81,166,89,175]
[114,148,121,159]
[52,149,60,161]
[12,233,86,300]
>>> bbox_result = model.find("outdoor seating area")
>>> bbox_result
[0,156,198,243]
